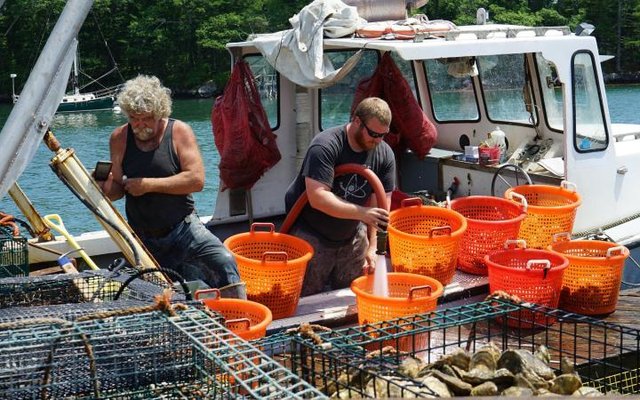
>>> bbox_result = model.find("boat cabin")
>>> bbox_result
[211,18,640,251]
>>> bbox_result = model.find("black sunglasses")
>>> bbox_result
[359,117,388,139]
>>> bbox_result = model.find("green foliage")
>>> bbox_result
[1,0,639,100]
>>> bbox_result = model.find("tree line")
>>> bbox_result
[0,0,638,101]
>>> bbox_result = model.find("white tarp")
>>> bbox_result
[252,0,365,89]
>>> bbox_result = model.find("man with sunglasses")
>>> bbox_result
[285,97,396,296]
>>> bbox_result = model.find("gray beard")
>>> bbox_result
[133,127,155,141]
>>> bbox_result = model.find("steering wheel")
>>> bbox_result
[491,163,532,197]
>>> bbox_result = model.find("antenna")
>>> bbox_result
[9,73,17,103]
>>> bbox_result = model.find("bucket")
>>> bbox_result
[548,233,629,315]
[195,288,272,341]
[450,195,526,275]
[485,240,569,327]
[224,223,313,319]
[387,198,467,285]
[505,181,581,249]
[351,272,443,352]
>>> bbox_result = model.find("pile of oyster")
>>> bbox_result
[329,343,608,398]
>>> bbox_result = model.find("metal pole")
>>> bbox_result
[0,0,94,199]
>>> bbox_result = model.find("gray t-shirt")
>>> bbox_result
[285,125,395,245]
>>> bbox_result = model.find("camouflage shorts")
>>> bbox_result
[289,223,369,297]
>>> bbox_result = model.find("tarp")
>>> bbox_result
[251,0,365,88]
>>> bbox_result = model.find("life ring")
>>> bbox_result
[357,20,454,40]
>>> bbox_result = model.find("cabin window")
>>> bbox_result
[572,52,608,152]
[424,58,479,122]
[478,54,536,125]
[390,52,418,98]
[535,55,563,131]
[320,49,379,129]
[244,54,279,128]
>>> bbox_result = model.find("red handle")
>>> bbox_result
[225,317,251,332]
[250,222,275,234]
[430,225,452,238]
[194,288,221,301]
[261,251,289,263]
[409,285,433,300]
[401,197,424,208]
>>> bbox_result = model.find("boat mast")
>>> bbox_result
[72,50,80,95]
[0,0,93,198]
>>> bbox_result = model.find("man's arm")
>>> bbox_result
[305,177,389,227]
[122,120,205,197]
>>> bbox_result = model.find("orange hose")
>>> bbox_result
[280,163,388,234]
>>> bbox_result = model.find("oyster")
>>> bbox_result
[549,373,582,395]
[398,356,426,379]
[423,369,472,396]
[573,386,604,396]
[502,386,535,396]
[498,349,556,380]
[471,381,499,396]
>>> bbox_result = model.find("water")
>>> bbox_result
[373,253,390,297]
[1,86,640,236]
[0,99,220,235]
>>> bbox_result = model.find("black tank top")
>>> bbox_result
[123,118,194,233]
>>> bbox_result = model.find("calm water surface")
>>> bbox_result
[1,85,640,235]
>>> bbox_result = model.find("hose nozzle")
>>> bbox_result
[376,229,388,255]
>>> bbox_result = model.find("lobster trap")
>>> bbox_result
[258,299,640,397]
[0,269,188,322]
[0,225,28,278]
[0,305,324,399]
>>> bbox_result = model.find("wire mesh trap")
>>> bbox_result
[0,225,28,278]
[257,299,640,397]
[0,305,324,399]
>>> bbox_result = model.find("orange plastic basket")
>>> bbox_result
[485,240,569,327]
[548,233,629,315]
[195,288,273,341]
[351,272,444,325]
[351,272,443,352]
[450,196,526,275]
[388,198,467,285]
[504,181,581,249]
[224,223,313,320]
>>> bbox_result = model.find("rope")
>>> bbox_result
[0,290,189,399]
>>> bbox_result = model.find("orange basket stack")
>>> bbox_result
[504,181,581,249]
[548,233,629,315]
[195,288,273,340]
[387,198,467,285]
[351,272,443,351]
[485,240,569,327]
[224,223,313,320]
[450,195,526,275]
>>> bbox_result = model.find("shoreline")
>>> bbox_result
[1,74,639,104]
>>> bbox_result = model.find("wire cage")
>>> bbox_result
[258,299,640,397]
[0,306,324,399]
[0,269,192,324]
[0,225,28,278]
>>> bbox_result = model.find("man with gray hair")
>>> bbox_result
[100,75,245,298]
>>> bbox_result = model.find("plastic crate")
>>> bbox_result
[0,225,28,278]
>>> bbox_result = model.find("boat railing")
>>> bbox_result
[440,25,571,41]
[92,84,123,99]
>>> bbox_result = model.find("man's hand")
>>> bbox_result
[122,176,147,196]
[362,206,389,231]
[364,246,377,272]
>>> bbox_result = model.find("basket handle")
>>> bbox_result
[409,285,433,300]
[250,222,276,234]
[552,232,571,243]
[194,288,221,301]
[262,251,289,263]
[561,180,578,192]
[507,192,528,213]
[400,197,423,208]
[504,239,527,249]
[430,225,452,238]
[225,317,251,332]
[607,246,627,258]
